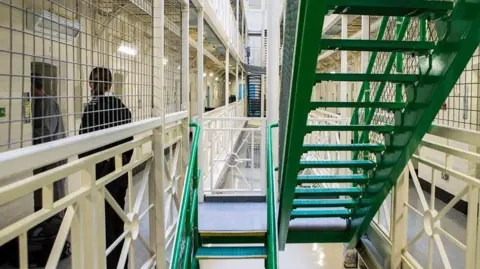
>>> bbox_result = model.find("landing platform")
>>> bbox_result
[198,202,267,232]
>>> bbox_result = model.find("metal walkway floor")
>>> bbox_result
[198,202,267,232]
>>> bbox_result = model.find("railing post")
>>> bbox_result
[197,8,205,202]
[390,167,409,269]
[150,127,167,269]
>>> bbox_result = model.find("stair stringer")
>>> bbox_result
[348,0,480,247]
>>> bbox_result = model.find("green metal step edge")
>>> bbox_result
[310,101,406,110]
[327,0,453,18]
[320,39,435,53]
[291,209,352,219]
[305,124,394,133]
[315,73,438,83]
[196,247,267,260]
[297,174,369,184]
[293,199,357,208]
[299,160,376,169]
[303,143,385,152]
[295,187,363,197]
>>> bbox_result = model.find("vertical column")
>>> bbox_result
[225,48,230,110]
[197,8,205,202]
[261,75,265,117]
[266,0,280,124]
[236,62,239,105]
[236,0,240,53]
[151,0,167,267]
[261,0,266,67]
[390,168,409,269]
[181,0,190,212]
[340,15,348,170]
[182,3,190,113]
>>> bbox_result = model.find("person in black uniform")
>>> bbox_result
[78,67,132,268]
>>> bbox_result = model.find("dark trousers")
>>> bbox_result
[105,177,128,269]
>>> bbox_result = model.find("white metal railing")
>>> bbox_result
[206,0,243,57]
[0,111,189,269]
[368,124,480,269]
[201,117,266,196]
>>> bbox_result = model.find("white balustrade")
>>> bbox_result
[0,112,189,269]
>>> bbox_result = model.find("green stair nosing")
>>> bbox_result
[310,101,406,110]
[326,0,453,18]
[299,160,376,169]
[291,209,352,219]
[304,125,395,133]
[295,187,363,197]
[297,174,369,184]
[293,199,357,208]
[320,39,436,53]
[302,143,385,152]
[196,247,267,260]
[314,73,438,84]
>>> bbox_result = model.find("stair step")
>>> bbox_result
[297,174,369,184]
[295,187,363,197]
[315,73,437,83]
[327,0,453,17]
[320,39,435,53]
[196,247,267,260]
[303,143,385,152]
[293,199,357,208]
[310,101,406,110]
[291,209,352,219]
[305,125,394,133]
[299,160,376,169]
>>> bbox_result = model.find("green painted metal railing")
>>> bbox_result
[267,123,279,269]
[171,122,200,269]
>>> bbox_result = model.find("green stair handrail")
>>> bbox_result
[171,122,200,269]
[267,123,279,269]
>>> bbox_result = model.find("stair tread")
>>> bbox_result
[291,209,352,219]
[315,73,438,83]
[327,0,453,17]
[303,143,385,152]
[196,247,267,259]
[297,174,369,184]
[320,39,435,53]
[305,125,394,133]
[295,187,363,197]
[310,101,406,109]
[293,199,357,208]
[299,160,376,169]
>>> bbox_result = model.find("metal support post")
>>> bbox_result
[267,0,281,165]
[340,15,349,170]
[197,8,205,202]
[390,167,409,269]
[151,0,167,266]
[225,48,230,110]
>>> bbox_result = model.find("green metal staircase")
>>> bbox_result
[170,0,479,268]
[278,0,480,249]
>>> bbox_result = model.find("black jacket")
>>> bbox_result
[78,96,134,182]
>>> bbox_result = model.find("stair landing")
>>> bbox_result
[198,202,267,233]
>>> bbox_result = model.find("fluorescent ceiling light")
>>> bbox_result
[163,59,168,65]
[203,73,207,77]
[118,44,137,56]
[209,72,213,77]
